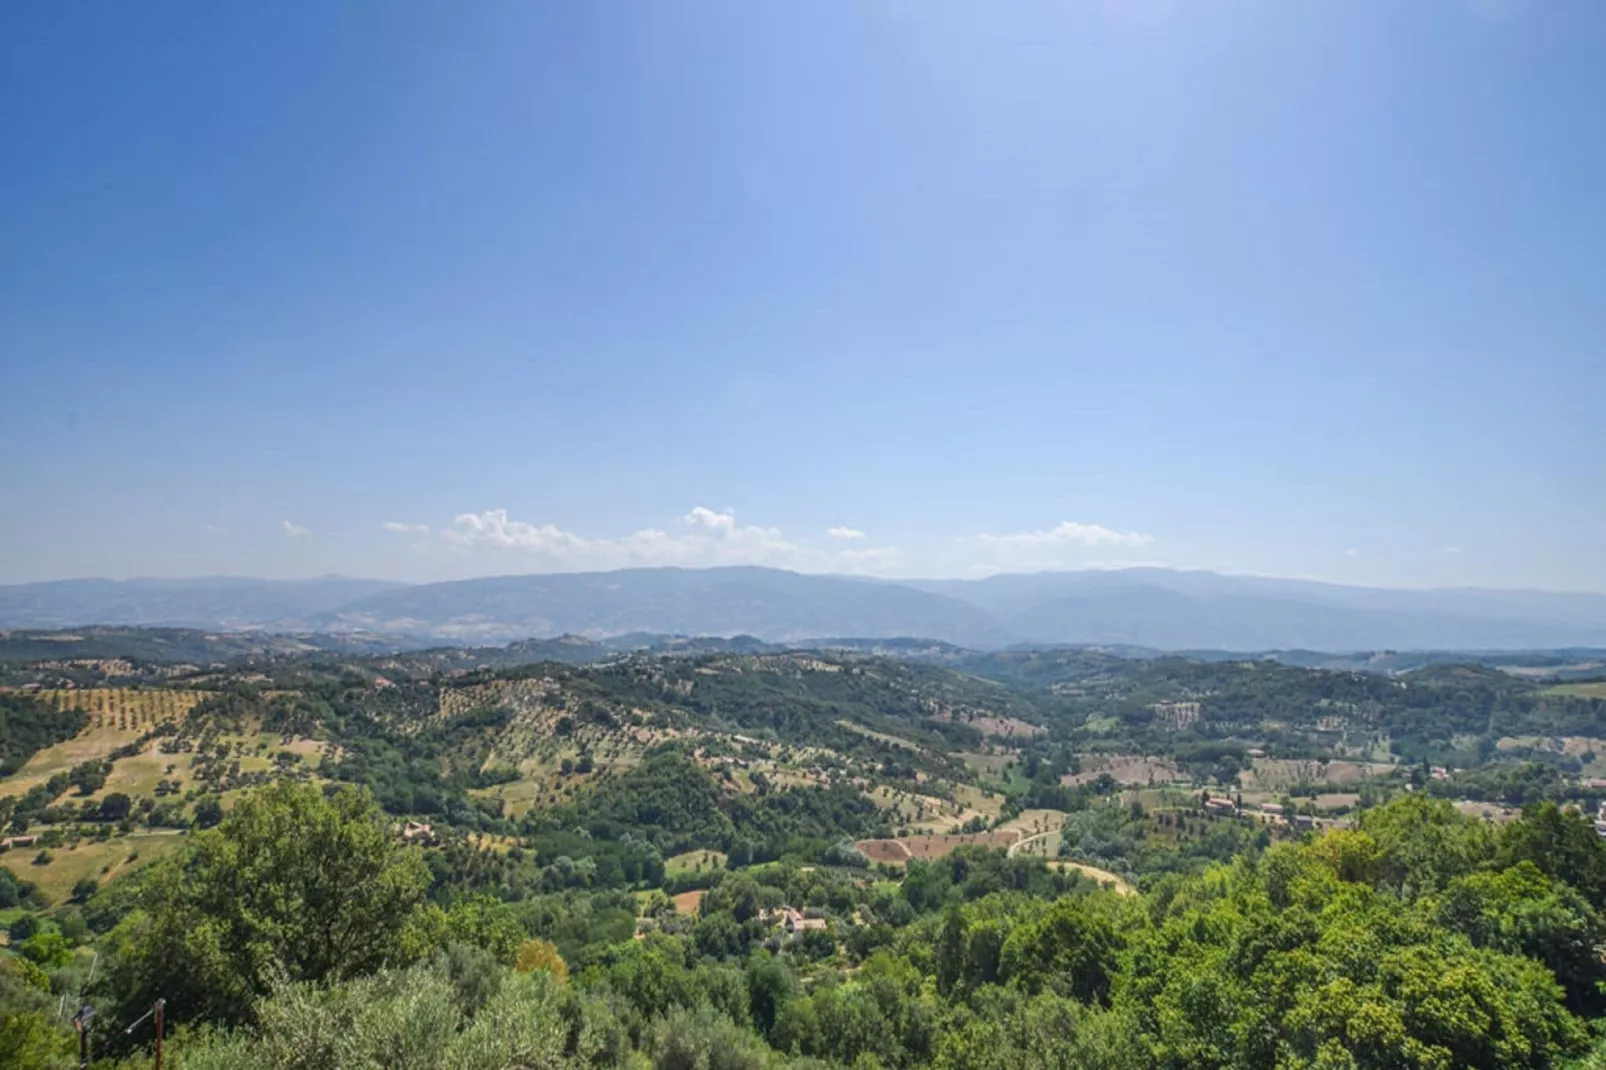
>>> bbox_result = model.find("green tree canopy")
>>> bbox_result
[99,781,430,1025]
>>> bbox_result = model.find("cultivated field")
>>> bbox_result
[833,720,929,754]
[36,688,206,726]
[956,751,1016,776]
[1240,758,1392,790]
[1454,800,1521,825]
[855,831,1021,864]
[3,690,207,796]
[1062,755,1184,786]
[856,810,1066,865]
[996,809,1065,840]
[932,711,1044,740]
[1543,682,1606,699]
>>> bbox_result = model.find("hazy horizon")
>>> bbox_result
[6,562,1606,600]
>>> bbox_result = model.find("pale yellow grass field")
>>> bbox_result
[1542,682,1606,699]
[1008,829,1062,860]
[996,808,1065,840]
[666,850,726,876]
[957,751,1016,776]
[833,720,928,753]
[0,831,186,904]
[1045,860,1136,896]
[1063,755,1185,787]
[4,690,205,796]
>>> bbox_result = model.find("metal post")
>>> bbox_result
[153,999,165,1070]
[72,1005,95,1070]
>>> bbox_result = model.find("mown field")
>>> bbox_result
[0,829,187,902]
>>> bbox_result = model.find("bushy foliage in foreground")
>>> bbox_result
[7,785,1606,1069]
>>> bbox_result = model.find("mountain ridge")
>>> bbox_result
[3,566,1606,651]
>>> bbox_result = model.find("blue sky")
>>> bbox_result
[2,1,1602,589]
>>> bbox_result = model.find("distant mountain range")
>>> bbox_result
[2,566,1605,652]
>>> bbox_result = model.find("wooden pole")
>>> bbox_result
[153,999,165,1070]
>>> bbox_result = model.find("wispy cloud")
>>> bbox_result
[382,521,430,534]
[441,506,901,576]
[204,524,228,536]
[1443,545,1462,554]
[972,521,1153,549]
[445,506,793,567]
[1344,548,1361,556]
[827,526,866,540]
[959,520,1155,574]
[282,520,312,538]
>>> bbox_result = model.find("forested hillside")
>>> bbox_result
[3,637,1606,1067]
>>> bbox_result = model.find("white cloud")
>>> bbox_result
[955,520,1155,574]
[282,520,312,538]
[441,506,902,575]
[204,524,228,536]
[972,521,1153,549]
[684,506,737,533]
[1344,548,1361,556]
[1443,545,1463,555]
[382,521,430,534]
[444,506,795,568]
[827,526,866,540]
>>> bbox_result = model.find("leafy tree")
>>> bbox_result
[515,938,569,982]
[998,896,1121,1003]
[98,781,431,1025]
[58,908,89,945]
[19,929,71,968]
[1435,861,1606,1013]
[1359,794,1491,896]
[8,914,40,942]
[744,952,796,1039]
[649,1003,777,1070]
[193,794,224,828]
[99,791,132,821]
[68,760,107,796]
[1497,801,1606,910]
[0,1010,74,1070]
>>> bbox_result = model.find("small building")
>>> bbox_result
[1203,798,1237,815]
[790,914,828,934]
[764,907,829,937]
[1260,803,1285,816]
